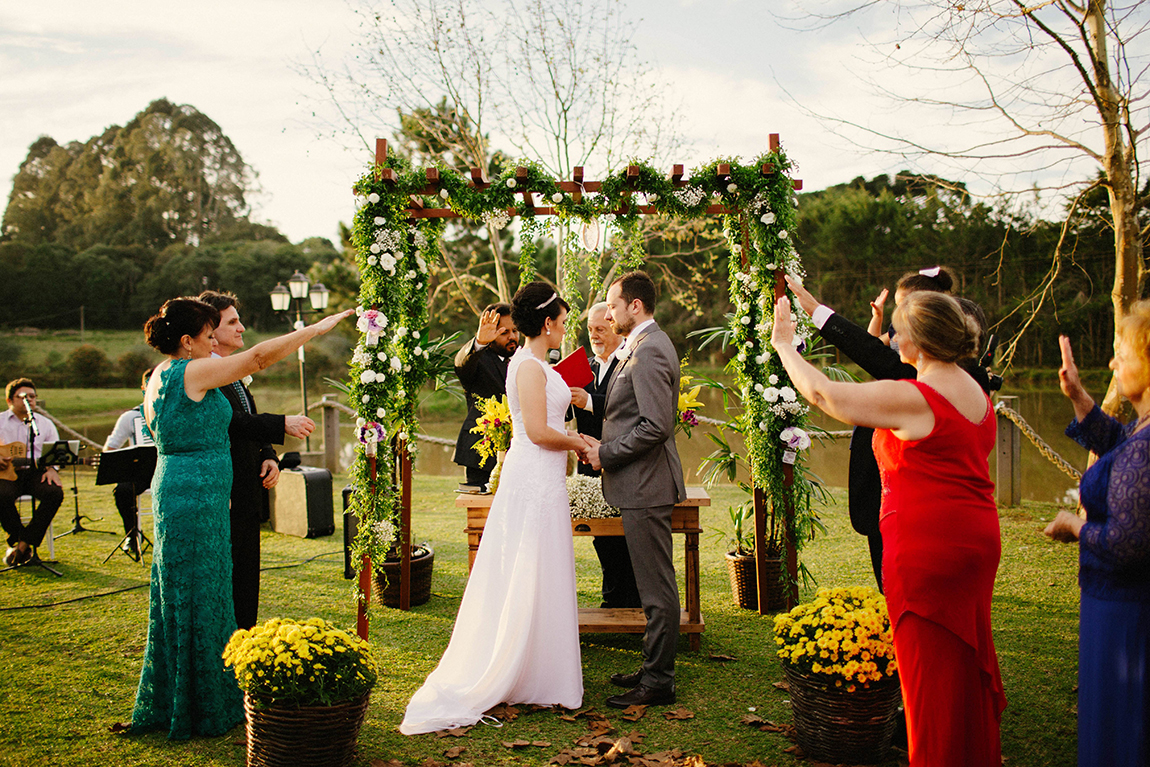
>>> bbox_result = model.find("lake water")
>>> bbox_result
[71,386,1088,505]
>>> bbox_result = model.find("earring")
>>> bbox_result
[546,329,550,336]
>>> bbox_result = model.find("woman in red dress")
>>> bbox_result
[771,290,1006,767]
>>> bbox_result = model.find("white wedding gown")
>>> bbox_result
[400,346,583,735]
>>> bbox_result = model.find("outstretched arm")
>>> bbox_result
[184,309,354,399]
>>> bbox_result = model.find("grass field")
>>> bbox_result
[0,469,1080,767]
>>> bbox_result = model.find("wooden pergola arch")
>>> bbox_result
[357,136,804,638]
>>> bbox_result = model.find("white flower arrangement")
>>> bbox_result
[482,209,511,230]
[567,474,620,519]
[673,185,705,207]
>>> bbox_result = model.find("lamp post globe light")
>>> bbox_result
[269,274,330,451]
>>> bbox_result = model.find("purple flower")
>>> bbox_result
[680,410,699,427]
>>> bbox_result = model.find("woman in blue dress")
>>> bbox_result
[132,297,351,739]
[1047,306,1150,767]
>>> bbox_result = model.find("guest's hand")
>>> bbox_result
[311,307,356,336]
[1058,335,1093,420]
[784,275,819,316]
[771,296,796,351]
[868,288,889,336]
[1044,510,1084,543]
[42,467,62,486]
[570,387,590,409]
[260,459,280,489]
[285,415,315,439]
[476,309,503,346]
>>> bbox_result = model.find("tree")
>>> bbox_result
[3,99,257,252]
[300,0,679,309]
[790,1,1148,409]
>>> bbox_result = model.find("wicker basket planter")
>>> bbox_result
[244,692,370,767]
[783,666,901,764]
[725,553,786,612]
[374,544,433,608]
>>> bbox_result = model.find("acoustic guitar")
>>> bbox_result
[0,442,26,482]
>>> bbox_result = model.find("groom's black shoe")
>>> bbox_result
[609,669,643,688]
[606,683,676,709]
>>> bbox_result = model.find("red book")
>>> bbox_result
[553,346,594,388]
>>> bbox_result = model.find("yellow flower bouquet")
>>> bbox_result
[773,586,897,692]
[224,618,378,707]
[469,394,512,467]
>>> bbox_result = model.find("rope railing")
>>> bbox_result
[994,401,1082,481]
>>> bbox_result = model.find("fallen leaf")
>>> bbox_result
[443,746,467,759]
[738,713,766,727]
[624,730,646,743]
[532,741,552,747]
[435,726,473,738]
[661,707,695,721]
[108,722,132,733]
[772,681,789,691]
[602,736,635,763]
[621,704,647,722]
[559,714,579,722]
[682,757,706,767]
[503,739,532,748]
[486,704,521,721]
[421,760,446,767]
[709,653,737,662]
[782,744,804,755]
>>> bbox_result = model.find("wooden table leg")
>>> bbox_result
[685,530,701,651]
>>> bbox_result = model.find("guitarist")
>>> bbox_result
[0,378,63,565]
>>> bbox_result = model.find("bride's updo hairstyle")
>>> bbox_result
[892,291,979,364]
[511,281,569,338]
[144,298,221,355]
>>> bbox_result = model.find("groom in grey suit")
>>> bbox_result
[584,271,686,708]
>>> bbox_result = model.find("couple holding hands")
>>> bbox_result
[400,271,686,735]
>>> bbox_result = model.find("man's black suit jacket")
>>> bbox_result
[819,312,993,538]
[219,381,285,630]
[572,356,619,478]
[453,341,511,470]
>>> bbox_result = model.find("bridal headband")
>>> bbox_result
[536,292,558,310]
[919,266,941,277]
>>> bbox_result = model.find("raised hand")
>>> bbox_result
[1058,335,1093,419]
[476,309,503,346]
[784,275,819,316]
[770,296,796,350]
[312,308,356,335]
[867,288,889,339]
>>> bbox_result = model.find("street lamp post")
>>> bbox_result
[270,272,330,451]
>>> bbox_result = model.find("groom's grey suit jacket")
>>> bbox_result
[599,322,686,508]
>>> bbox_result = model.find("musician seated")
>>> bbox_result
[103,368,154,557]
[0,378,64,565]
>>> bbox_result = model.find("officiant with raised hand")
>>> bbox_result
[453,303,519,490]
[582,271,686,709]
[569,302,641,609]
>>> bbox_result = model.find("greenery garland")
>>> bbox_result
[348,147,817,606]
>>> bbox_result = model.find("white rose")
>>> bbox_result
[779,230,789,240]
[506,178,516,188]
[416,256,427,273]
[377,352,387,361]
[367,255,378,266]
[755,383,764,392]
[361,395,370,404]
[413,347,423,356]
[759,421,769,430]
[727,183,737,193]
[370,243,380,253]
[551,193,563,203]
[760,212,775,225]
[404,364,411,372]
[359,370,376,384]
[439,188,450,199]
[395,327,407,337]
[780,426,795,442]
[740,316,751,325]
[355,306,364,316]
[367,193,380,204]
[780,387,797,402]
[374,216,385,225]
[737,352,747,362]
[763,387,780,403]
[769,374,779,385]
[765,263,777,271]
[376,407,386,418]
[356,417,366,428]
[647,193,658,202]
[390,356,402,371]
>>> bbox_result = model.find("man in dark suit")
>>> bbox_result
[570,302,641,609]
[584,272,686,709]
[785,276,997,591]
[453,303,519,489]
[198,291,315,630]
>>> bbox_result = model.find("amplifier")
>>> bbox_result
[268,466,334,538]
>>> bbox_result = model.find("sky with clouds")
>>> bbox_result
[2,1,1138,244]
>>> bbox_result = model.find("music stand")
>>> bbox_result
[96,446,157,563]
[43,440,113,539]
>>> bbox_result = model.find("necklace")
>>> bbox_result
[1134,410,1150,432]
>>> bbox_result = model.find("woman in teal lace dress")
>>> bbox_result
[132,297,352,739]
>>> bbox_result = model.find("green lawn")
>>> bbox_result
[0,470,1079,766]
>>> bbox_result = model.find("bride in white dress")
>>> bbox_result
[400,281,588,735]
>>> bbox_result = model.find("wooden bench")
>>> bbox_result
[456,486,710,651]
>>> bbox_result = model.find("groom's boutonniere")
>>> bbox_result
[242,375,253,387]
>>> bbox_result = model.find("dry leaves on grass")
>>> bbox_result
[708,653,737,662]
[771,681,788,691]
[486,704,521,721]
[620,704,647,722]
[662,707,695,721]
[737,713,792,735]
[502,740,551,749]
[435,726,473,738]
[443,745,467,759]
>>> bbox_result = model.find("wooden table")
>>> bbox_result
[456,486,710,651]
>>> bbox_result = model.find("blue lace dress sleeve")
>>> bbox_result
[1080,434,1150,575]
[1067,404,1128,455]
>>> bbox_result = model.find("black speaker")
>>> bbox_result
[268,466,334,538]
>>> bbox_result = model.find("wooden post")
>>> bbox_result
[996,395,1022,507]
[398,437,413,611]
[321,397,340,476]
